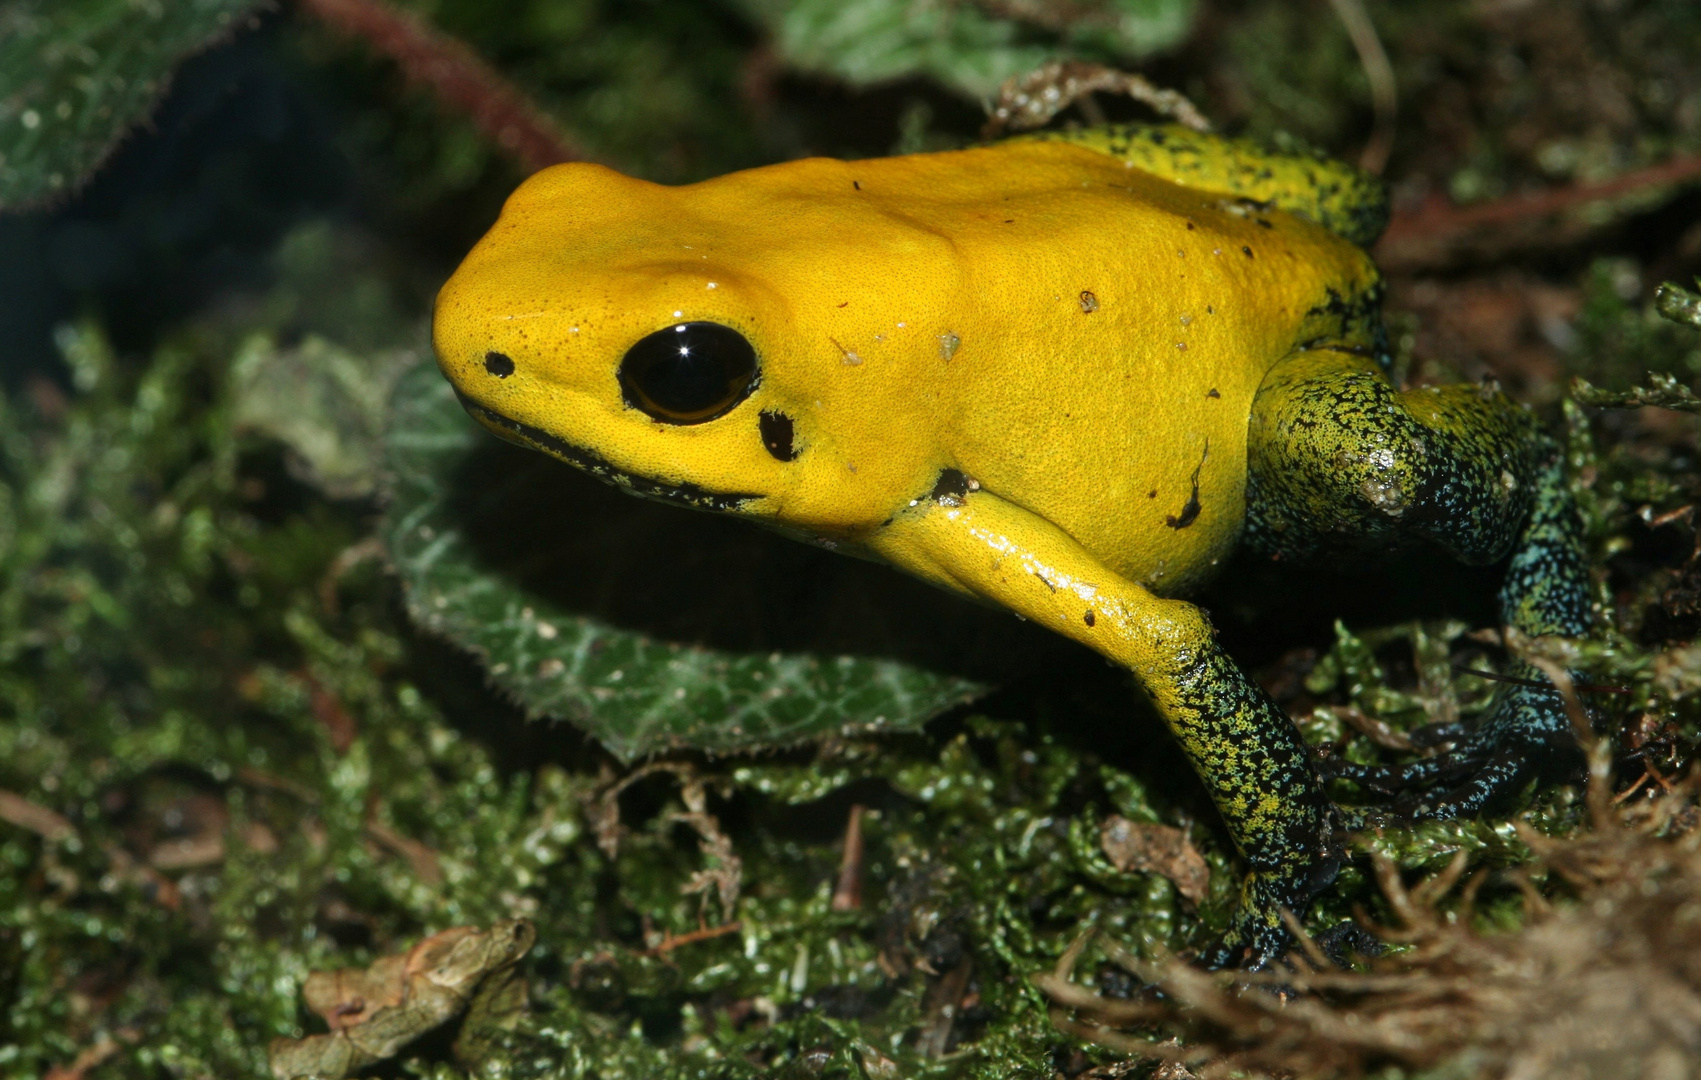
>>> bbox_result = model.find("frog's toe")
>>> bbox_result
[1320,753,1470,792]
[1329,677,1588,820]
[1387,745,1531,820]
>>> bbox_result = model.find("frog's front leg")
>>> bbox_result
[871,484,1346,969]
[1246,349,1593,819]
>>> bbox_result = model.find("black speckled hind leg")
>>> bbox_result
[1246,349,1593,819]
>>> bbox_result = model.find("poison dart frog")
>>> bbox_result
[432,124,1592,968]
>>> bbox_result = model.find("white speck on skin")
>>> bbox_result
[707,282,717,289]
[672,310,683,318]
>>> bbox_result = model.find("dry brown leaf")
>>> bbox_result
[268,919,535,1080]
[1100,816,1210,904]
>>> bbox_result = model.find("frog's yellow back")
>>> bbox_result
[434,130,1381,597]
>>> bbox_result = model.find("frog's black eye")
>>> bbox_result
[618,322,758,424]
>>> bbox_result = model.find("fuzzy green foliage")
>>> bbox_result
[0,0,266,209]
[382,362,986,761]
[1222,0,1701,190]
[1656,280,1701,332]
[1570,260,1701,393]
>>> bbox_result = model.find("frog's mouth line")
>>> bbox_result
[453,391,761,514]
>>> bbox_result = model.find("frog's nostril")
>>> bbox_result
[484,351,516,378]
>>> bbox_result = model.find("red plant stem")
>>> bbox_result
[1379,151,1701,266]
[295,0,581,172]
[645,920,743,956]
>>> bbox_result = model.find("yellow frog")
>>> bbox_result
[433,125,1591,967]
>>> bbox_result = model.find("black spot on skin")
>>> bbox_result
[1207,388,1220,399]
[1084,610,1096,627]
[1256,218,1274,229]
[1166,441,1208,530]
[853,180,861,190]
[1185,221,1196,230]
[1148,490,1158,499]
[1079,291,1099,313]
[759,410,798,461]
[484,351,516,378]
[1242,246,1254,258]
[931,468,972,507]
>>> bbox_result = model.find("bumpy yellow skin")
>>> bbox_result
[435,126,1409,966]
[436,136,1377,601]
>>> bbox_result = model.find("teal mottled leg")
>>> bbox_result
[1245,349,1592,819]
[1172,645,1348,969]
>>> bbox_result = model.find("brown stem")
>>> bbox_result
[830,804,866,912]
[644,920,742,955]
[295,0,582,172]
[1378,151,1701,268]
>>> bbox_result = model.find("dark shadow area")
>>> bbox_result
[446,435,1080,686]
[0,13,351,385]
[1203,543,1504,668]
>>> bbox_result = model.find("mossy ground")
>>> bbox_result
[4,1,1701,1077]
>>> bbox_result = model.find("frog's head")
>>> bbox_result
[433,160,963,532]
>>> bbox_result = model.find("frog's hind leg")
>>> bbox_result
[1245,348,1593,820]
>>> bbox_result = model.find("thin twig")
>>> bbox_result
[643,920,742,956]
[1453,665,1627,695]
[0,789,75,842]
[982,61,1209,139]
[1325,0,1397,174]
[365,816,445,885]
[830,804,866,912]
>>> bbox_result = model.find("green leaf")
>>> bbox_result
[733,0,1195,101]
[381,363,989,762]
[0,0,266,210]
[230,332,420,499]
